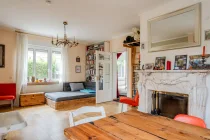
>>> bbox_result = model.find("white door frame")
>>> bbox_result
[112,50,129,98]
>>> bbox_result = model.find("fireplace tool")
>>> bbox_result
[151,91,161,115]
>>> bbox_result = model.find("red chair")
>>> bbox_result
[174,114,206,128]
[119,90,139,112]
[0,83,16,109]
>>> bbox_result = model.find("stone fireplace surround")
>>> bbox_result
[136,70,210,128]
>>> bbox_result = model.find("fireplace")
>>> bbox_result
[151,91,188,118]
[136,70,210,128]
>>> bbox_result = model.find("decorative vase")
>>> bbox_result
[31,76,35,82]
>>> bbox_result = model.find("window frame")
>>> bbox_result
[28,44,61,82]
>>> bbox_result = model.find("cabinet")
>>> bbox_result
[20,92,45,107]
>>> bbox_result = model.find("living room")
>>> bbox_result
[1,0,210,140]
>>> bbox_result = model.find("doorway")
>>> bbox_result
[117,52,127,98]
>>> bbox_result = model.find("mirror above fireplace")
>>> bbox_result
[148,3,201,52]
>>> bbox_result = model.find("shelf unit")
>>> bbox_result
[123,41,140,97]
[85,42,110,82]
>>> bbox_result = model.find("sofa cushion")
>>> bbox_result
[0,96,15,100]
[70,83,84,91]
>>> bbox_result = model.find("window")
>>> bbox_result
[117,53,126,78]
[52,51,61,80]
[117,62,125,78]
[36,50,48,79]
[27,45,61,82]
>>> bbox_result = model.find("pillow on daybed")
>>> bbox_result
[70,83,84,91]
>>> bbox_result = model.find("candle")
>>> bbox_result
[202,46,206,57]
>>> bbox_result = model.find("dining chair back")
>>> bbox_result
[174,114,206,128]
[69,106,106,127]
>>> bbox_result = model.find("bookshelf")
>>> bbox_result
[123,41,140,97]
[132,47,140,97]
[85,42,110,82]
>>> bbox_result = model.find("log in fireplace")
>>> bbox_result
[151,91,188,118]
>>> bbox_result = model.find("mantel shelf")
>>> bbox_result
[134,70,210,73]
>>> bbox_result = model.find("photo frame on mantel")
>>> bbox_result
[205,29,210,41]
[0,44,5,68]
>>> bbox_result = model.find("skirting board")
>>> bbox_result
[46,97,96,110]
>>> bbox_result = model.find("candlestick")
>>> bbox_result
[51,37,54,44]
[202,46,206,57]
[202,46,206,69]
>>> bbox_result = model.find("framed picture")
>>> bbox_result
[76,56,80,62]
[75,65,81,73]
[189,54,210,70]
[145,63,154,70]
[0,44,5,68]
[155,57,166,70]
[174,55,187,70]
[205,29,210,41]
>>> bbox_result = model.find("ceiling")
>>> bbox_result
[0,0,170,44]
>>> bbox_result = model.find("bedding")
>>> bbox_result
[45,91,95,102]
[80,89,96,93]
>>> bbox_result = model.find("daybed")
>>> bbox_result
[45,82,96,110]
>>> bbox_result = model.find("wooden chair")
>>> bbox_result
[174,114,206,128]
[69,106,106,127]
[120,90,139,112]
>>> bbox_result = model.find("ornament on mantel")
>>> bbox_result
[132,27,140,41]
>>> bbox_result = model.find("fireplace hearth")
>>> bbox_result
[151,91,188,118]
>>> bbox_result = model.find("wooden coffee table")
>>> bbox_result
[64,110,210,140]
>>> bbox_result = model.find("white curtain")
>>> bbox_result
[60,46,70,82]
[16,33,28,106]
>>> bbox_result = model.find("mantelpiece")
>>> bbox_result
[135,70,210,73]
[136,70,210,128]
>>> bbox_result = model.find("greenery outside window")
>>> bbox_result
[28,45,61,83]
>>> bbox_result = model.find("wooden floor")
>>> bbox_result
[0,102,133,140]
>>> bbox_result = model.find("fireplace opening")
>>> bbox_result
[151,91,188,119]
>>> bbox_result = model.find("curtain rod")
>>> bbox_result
[15,30,52,39]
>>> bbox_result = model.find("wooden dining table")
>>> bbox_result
[64,110,210,140]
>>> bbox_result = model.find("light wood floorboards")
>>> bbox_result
[0,102,133,140]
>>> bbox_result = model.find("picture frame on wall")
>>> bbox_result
[0,44,5,68]
[76,56,80,62]
[75,65,81,73]
[205,29,210,41]
[174,55,187,70]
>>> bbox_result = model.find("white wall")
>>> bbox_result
[0,29,16,83]
[139,0,210,124]
[140,0,210,67]
[68,44,86,82]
